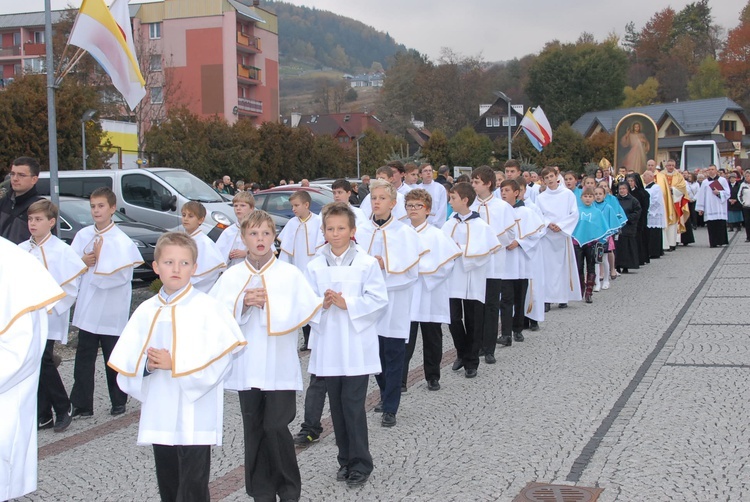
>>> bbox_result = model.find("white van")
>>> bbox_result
[680,140,721,171]
[37,168,236,239]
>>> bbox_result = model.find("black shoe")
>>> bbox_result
[477,348,485,356]
[38,417,54,430]
[484,354,496,364]
[530,322,540,332]
[451,358,464,371]
[381,412,396,427]
[622,268,629,273]
[558,303,568,309]
[294,431,320,447]
[465,368,477,378]
[336,465,349,481]
[374,401,383,413]
[513,332,525,342]
[544,303,551,312]
[346,470,369,487]
[497,335,512,347]
[71,407,93,419]
[299,344,310,352]
[110,405,126,416]
[401,385,407,393]
[427,379,441,391]
[54,406,73,433]
[52,352,62,368]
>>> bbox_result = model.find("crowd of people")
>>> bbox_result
[1,154,745,502]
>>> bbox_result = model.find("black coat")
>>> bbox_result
[617,193,642,237]
[729,181,743,212]
[0,185,42,244]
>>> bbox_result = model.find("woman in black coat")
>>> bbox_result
[616,182,642,273]
[626,173,650,266]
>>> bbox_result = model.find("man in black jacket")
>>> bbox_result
[0,157,43,243]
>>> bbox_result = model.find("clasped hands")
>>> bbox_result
[323,289,347,310]
[82,238,102,267]
[147,347,172,372]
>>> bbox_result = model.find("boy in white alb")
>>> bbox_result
[402,189,460,391]
[182,201,226,292]
[442,182,499,379]
[306,202,389,487]
[20,200,86,433]
[0,237,63,501]
[355,179,421,428]
[469,166,515,362]
[332,179,368,228]
[109,232,245,502]
[210,211,323,502]
[70,187,143,418]
[360,166,408,222]
[278,190,324,351]
[216,191,255,267]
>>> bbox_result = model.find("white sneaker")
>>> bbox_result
[601,279,610,290]
[593,281,601,292]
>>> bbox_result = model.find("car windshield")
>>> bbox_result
[151,170,223,203]
[61,199,133,226]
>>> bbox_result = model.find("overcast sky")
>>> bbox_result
[7,0,742,62]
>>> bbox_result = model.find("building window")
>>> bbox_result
[34,31,45,44]
[502,116,517,127]
[149,23,162,40]
[23,58,45,73]
[486,116,500,128]
[665,123,680,137]
[13,32,21,46]
[149,54,162,72]
[720,120,737,132]
[150,86,163,104]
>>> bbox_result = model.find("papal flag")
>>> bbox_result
[68,0,145,110]
[520,106,553,152]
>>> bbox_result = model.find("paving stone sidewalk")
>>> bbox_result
[22,227,748,501]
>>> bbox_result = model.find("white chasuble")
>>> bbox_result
[210,256,323,391]
[278,212,324,271]
[108,285,245,446]
[189,229,226,293]
[470,195,516,279]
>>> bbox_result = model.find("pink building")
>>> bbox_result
[133,0,279,126]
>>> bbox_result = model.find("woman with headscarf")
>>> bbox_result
[615,182,642,273]
[626,173,650,266]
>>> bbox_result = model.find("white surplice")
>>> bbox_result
[696,176,731,221]
[645,183,667,229]
[0,237,64,501]
[210,256,323,391]
[71,222,143,336]
[421,180,448,228]
[536,185,582,303]
[19,233,87,343]
[470,194,516,279]
[189,229,226,293]
[306,243,388,376]
[108,284,246,446]
[410,221,461,323]
[520,200,547,322]
[356,216,421,339]
[441,213,500,302]
[215,223,246,268]
[278,212,324,271]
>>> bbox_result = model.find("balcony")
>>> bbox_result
[23,43,46,56]
[237,64,261,84]
[0,46,21,57]
[723,131,742,142]
[238,97,262,115]
[236,33,261,53]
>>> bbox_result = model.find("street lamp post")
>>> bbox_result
[356,134,365,179]
[495,91,512,160]
[81,109,96,170]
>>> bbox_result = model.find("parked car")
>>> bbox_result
[37,168,236,240]
[253,186,334,221]
[50,196,166,281]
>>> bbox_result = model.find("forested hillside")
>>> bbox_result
[262,0,407,71]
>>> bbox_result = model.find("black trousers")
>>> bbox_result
[647,227,664,258]
[479,279,502,354]
[152,444,211,502]
[574,243,596,277]
[70,330,127,411]
[238,389,300,502]
[448,298,481,370]
[499,279,528,337]
[38,340,70,422]
[403,321,442,385]
[744,207,750,240]
[299,374,326,437]
[326,375,373,475]
[302,324,311,346]
[374,336,405,414]
[706,219,729,247]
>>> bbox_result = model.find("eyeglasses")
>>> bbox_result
[10,172,32,178]
[405,203,425,210]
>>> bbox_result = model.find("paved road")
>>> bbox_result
[23,227,749,501]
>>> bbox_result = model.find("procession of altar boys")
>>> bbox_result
[2,156,734,502]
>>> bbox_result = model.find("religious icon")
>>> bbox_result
[614,113,658,175]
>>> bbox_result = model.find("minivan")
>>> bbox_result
[37,168,236,239]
